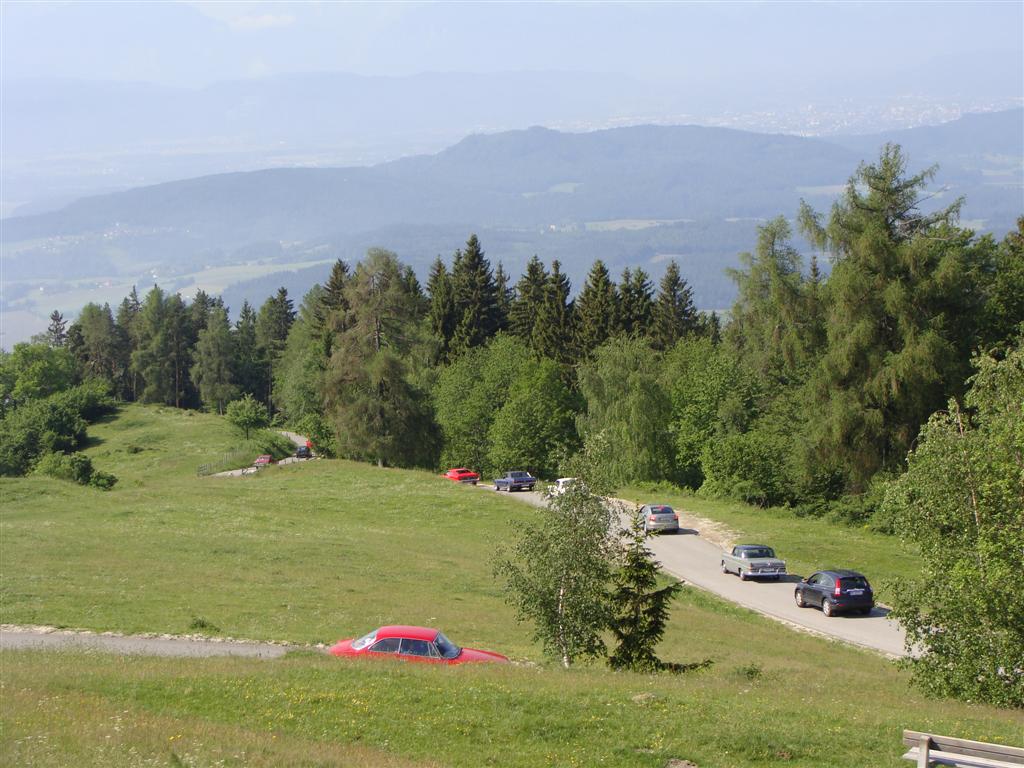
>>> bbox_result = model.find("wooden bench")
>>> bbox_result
[903,731,1024,768]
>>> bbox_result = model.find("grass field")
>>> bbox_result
[2,405,1020,767]
[619,486,915,603]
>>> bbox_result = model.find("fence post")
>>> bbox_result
[917,734,931,768]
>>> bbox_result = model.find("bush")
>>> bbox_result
[699,430,792,507]
[291,413,337,457]
[34,452,95,484]
[33,451,118,490]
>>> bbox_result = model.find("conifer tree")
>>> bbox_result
[232,300,267,400]
[608,514,682,672]
[509,256,549,341]
[574,260,619,358]
[494,261,513,333]
[45,311,67,348]
[531,260,574,365]
[800,144,984,490]
[650,261,699,351]
[256,287,295,410]
[450,234,500,355]
[191,305,237,414]
[426,256,457,362]
[618,267,654,337]
[116,287,143,400]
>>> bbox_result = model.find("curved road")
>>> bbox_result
[491,487,909,658]
[0,626,299,658]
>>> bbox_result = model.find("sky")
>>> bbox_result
[1,1,1021,97]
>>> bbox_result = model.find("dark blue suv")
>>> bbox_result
[794,570,874,616]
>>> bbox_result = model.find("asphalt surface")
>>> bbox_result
[490,487,910,658]
[0,627,297,658]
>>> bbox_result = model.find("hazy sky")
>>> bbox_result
[2,1,1021,94]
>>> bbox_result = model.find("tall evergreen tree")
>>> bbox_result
[131,287,192,407]
[509,256,549,341]
[45,311,67,348]
[256,287,295,410]
[191,305,237,413]
[116,287,143,400]
[323,249,438,468]
[426,256,457,362]
[531,260,574,366]
[70,303,124,384]
[650,261,699,351]
[574,260,619,359]
[494,261,513,333]
[450,234,500,355]
[800,144,986,490]
[618,267,654,338]
[232,300,267,400]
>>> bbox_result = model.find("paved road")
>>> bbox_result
[211,432,312,477]
[0,626,298,658]
[489,487,910,658]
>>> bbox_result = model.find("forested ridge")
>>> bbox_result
[3,146,1021,521]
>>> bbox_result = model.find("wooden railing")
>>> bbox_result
[902,730,1024,768]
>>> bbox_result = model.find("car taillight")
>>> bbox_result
[649,515,657,522]
[834,579,842,597]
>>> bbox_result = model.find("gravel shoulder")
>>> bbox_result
[0,624,309,658]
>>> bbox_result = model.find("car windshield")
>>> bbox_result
[434,632,461,659]
[510,472,528,478]
[351,630,377,650]
[746,547,775,558]
[652,506,674,515]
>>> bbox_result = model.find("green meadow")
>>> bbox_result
[1,405,1019,767]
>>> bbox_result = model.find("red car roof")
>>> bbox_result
[374,625,439,641]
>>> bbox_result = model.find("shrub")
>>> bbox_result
[699,430,792,507]
[88,470,118,491]
[34,452,95,484]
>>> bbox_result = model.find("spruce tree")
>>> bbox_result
[531,260,574,365]
[256,288,295,410]
[450,234,500,355]
[191,305,237,414]
[232,300,267,400]
[574,260,619,358]
[650,261,699,351]
[618,267,654,338]
[509,256,549,341]
[426,256,457,362]
[45,311,67,348]
[116,287,143,400]
[494,261,513,333]
[608,514,682,672]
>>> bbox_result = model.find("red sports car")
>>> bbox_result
[329,625,508,665]
[443,468,479,485]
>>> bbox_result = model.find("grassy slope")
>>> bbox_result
[1,405,1019,767]
[619,486,914,602]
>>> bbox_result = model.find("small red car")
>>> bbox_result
[254,454,274,467]
[443,468,479,485]
[329,625,508,665]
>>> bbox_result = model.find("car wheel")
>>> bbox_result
[795,589,805,608]
[738,569,747,581]
[721,561,728,573]
[822,599,834,617]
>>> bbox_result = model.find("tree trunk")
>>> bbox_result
[557,579,570,668]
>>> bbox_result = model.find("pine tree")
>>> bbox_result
[450,234,500,355]
[618,267,654,337]
[191,305,237,413]
[131,287,192,407]
[608,514,682,672]
[426,256,457,362]
[650,261,699,351]
[45,311,67,348]
[509,256,549,341]
[574,260,619,358]
[531,260,574,365]
[116,287,143,400]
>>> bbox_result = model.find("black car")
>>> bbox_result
[295,445,312,459]
[794,570,874,616]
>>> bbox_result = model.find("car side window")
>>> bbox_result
[808,574,821,586]
[400,638,433,657]
[369,637,401,654]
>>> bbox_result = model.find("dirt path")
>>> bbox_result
[0,624,308,658]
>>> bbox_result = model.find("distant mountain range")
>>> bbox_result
[1,109,1021,345]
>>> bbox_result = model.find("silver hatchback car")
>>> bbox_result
[640,504,679,534]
